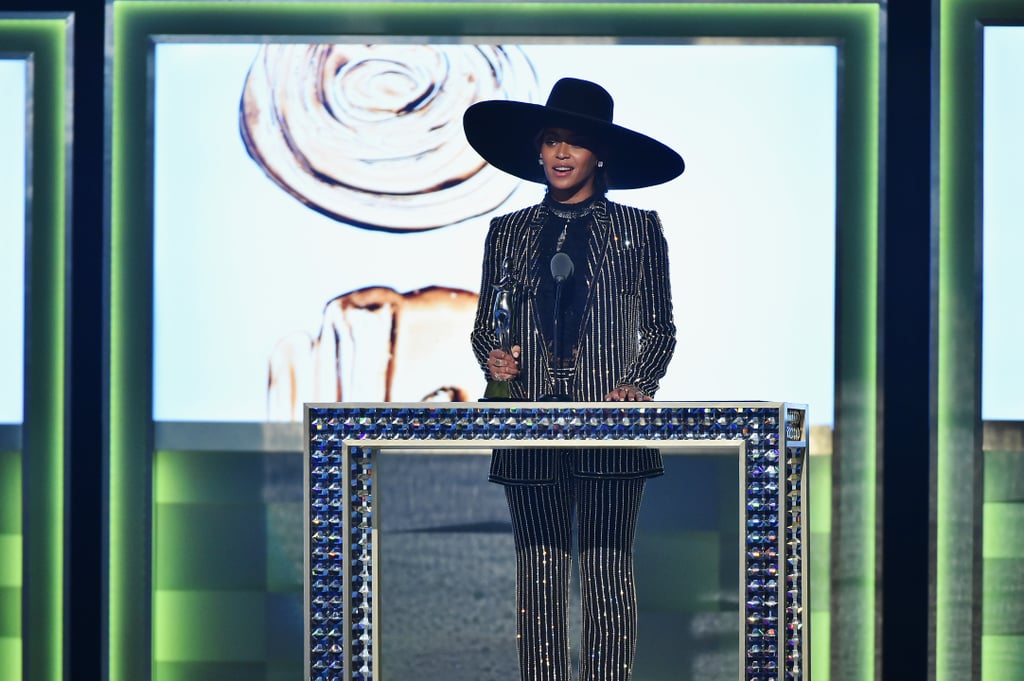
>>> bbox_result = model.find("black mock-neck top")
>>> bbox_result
[536,193,599,371]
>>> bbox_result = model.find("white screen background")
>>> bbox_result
[153,42,837,424]
[0,59,26,425]
[983,26,1024,421]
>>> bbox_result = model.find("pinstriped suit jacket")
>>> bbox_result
[470,197,677,483]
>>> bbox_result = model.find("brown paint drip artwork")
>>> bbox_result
[240,43,538,231]
[268,286,482,420]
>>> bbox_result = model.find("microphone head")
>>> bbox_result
[550,252,574,283]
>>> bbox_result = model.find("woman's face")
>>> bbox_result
[539,127,601,203]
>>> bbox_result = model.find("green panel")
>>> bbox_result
[812,611,831,681]
[154,450,268,504]
[0,536,21,588]
[982,558,1024,635]
[809,452,832,681]
[151,594,302,678]
[981,635,1024,680]
[0,586,15,681]
[982,504,1024,559]
[153,590,267,662]
[982,442,1024,666]
[151,449,304,675]
[0,451,20,533]
[154,504,268,590]
[152,450,304,677]
[0,637,21,677]
[0,586,21,637]
[937,0,983,671]
[0,451,21,681]
[809,452,832,534]
[984,450,1024,502]
[0,452,21,602]
[153,662,266,681]
[809,532,831,661]
[826,7,880,681]
[115,1,882,38]
[265,502,303,593]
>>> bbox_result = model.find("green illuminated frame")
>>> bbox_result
[938,2,1024,681]
[0,13,71,681]
[109,3,879,680]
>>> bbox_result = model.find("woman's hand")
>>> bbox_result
[604,385,652,402]
[487,345,521,381]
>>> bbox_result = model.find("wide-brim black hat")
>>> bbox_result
[463,77,684,190]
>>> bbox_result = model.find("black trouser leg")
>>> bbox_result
[506,480,575,681]
[577,477,645,681]
[505,475,646,681]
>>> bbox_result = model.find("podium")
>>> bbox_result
[305,401,808,681]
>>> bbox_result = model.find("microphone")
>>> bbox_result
[551,251,574,283]
[539,252,575,402]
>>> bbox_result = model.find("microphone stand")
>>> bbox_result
[539,252,574,402]
[551,279,566,394]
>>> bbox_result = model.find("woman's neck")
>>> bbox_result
[548,186,593,204]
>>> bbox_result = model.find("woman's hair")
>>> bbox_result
[533,127,609,197]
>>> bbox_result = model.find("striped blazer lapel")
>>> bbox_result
[576,199,613,341]
[524,203,545,298]
[523,204,555,389]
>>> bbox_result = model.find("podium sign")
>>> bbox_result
[305,402,808,681]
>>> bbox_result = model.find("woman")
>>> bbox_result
[463,77,683,681]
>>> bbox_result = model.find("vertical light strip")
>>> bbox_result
[29,18,69,681]
[936,1,968,672]
[938,3,1024,681]
[830,9,880,681]
[0,15,70,681]
[109,5,154,678]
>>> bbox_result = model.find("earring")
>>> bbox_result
[538,157,544,165]
[597,160,604,168]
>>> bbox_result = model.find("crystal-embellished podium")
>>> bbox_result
[305,402,808,681]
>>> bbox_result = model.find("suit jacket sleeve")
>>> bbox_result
[470,217,505,375]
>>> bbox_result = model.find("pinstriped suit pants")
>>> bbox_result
[504,466,646,681]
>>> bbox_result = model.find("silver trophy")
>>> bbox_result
[483,257,517,400]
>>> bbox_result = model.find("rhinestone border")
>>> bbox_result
[307,404,807,681]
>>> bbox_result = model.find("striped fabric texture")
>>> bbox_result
[471,197,676,484]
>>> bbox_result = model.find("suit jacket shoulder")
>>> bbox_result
[490,203,538,230]
[603,199,659,228]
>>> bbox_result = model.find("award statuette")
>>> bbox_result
[483,257,516,400]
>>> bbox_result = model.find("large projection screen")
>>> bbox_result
[0,59,26,427]
[152,41,838,426]
[982,26,1024,422]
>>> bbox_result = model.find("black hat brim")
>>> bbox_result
[463,100,684,190]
